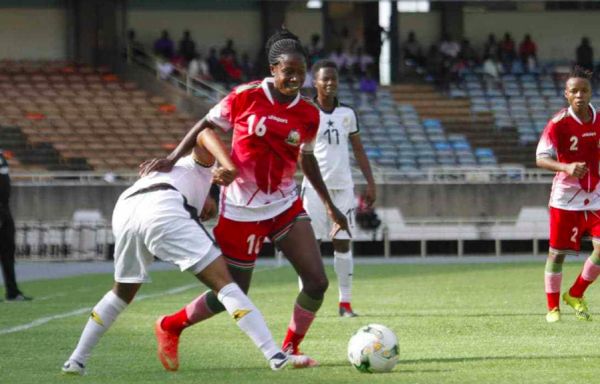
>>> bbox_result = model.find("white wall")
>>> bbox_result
[398,11,441,51]
[0,8,67,59]
[128,10,261,57]
[284,9,323,45]
[464,11,600,61]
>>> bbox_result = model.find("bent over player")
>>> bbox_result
[536,66,600,323]
[61,129,289,375]
[140,30,349,368]
[301,60,376,317]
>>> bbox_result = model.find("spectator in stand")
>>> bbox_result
[156,55,174,80]
[306,33,324,65]
[519,34,538,73]
[499,33,516,72]
[178,30,197,64]
[339,27,357,57]
[359,67,378,103]
[239,52,256,81]
[403,31,424,67]
[207,47,226,82]
[188,53,211,82]
[220,39,237,59]
[484,34,500,59]
[126,29,145,60]
[329,47,351,76]
[576,37,594,71]
[482,54,503,89]
[439,33,460,60]
[153,30,174,60]
[352,47,374,77]
[219,51,242,85]
[426,44,443,85]
[458,39,478,67]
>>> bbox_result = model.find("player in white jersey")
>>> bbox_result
[61,129,289,376]
[301,60,376,317]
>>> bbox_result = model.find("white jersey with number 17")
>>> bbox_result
[302,100,360,190]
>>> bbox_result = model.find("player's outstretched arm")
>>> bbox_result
[536,156,588,179]
[139,118,215,176]
[300,150,351,238]
[196,128,237,186]
[350,134,376,207]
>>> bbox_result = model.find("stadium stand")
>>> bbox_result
[337,81,499,171]
[447,72,600,168]
[0,60,196,171]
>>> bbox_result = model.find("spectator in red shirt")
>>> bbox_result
[500,32,516,72]
[519,34,538,72]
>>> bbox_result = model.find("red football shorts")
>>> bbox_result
[549,206,600,254]
[213,198,309,269]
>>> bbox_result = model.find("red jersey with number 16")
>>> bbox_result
[536,104,600,210]
[206,78,320,221]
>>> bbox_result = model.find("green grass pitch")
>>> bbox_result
[1,261,600,384]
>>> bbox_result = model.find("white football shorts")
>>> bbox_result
[302,186,356,241]
[111,189,220,283]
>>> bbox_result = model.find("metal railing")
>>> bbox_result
[125,47,227,103]
[15,216,550,261]
[15,221,114,261]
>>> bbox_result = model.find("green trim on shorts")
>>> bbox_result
[272,214,311,243]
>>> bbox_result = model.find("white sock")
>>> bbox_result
[334,250,353,303]
[217,283,279,360]
[69,291,128,365]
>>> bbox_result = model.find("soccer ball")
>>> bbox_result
[347,324,399,373]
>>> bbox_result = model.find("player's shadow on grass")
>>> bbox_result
[402,353,600,365]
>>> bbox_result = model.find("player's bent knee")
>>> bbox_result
[304,275,329,296]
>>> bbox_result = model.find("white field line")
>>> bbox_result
[0,266,280,335]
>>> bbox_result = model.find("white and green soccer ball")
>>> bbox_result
[347,324,399,373]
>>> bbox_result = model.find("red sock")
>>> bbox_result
[281,304,315,354]
[546,292,560,311]
[569,274,593,298]
[339,302,352,311]
[282,329,304,355]
[160,308,189,336]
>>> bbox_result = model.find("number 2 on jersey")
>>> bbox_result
[248,114,267,137]
[570,136,578,151]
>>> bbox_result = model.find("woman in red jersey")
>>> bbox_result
[140,30,349,369]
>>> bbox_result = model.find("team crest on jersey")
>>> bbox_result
[286,129,301,146]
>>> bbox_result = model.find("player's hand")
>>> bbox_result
[565,162,588,178]
[200,196,217,221]
[327,204,352,239]
[139,158,175,176]
[211,167,237,186]
[363,183,376,207]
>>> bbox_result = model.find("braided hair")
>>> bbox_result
[265,29,306,66]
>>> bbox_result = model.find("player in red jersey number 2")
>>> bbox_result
[140,30,349,368]
[536,66,600,323]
